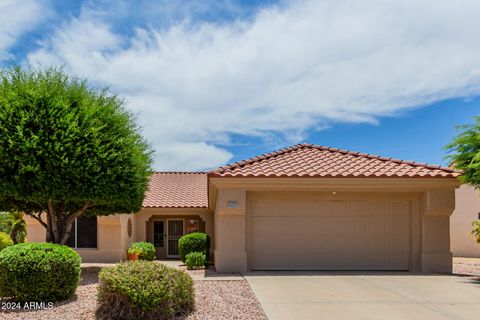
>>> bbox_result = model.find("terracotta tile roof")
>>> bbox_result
[209,144,461,178]
[142,172,208,208]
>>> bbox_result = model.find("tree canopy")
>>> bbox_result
[0,66,152,243]
[445,116,480,188]
[446,116,480,243]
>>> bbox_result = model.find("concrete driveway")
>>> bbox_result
[244,272,480,320]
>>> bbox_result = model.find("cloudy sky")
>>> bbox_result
[1,0,479,170]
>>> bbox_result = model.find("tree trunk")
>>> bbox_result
[44,201,91,244]
[45,209,73,244]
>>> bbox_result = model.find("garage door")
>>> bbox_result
[250,198,410,270]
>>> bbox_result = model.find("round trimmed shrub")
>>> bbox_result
[0,231,13,251]
[129,241,156,261]
[0,242,81,302]
[178,232,210,263]
[97,261,194,320]
[185,252,206,270]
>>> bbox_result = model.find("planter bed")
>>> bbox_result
[0,267,266,320]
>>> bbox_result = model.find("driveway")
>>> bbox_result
[245,272,480,320]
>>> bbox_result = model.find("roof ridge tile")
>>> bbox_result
[208,143,460,177]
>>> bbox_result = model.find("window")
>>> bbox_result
[66,216,97,249]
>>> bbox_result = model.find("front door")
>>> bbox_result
[167,219,184,258]
[152,220,165,259]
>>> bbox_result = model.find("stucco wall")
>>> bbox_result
[25,209,212,263]
[25,215,129,263]
[451,185,480,258]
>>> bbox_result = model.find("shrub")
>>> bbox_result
[178,232,210,263]
[9,211,27,244]
[0,231,13,251]
[0,242,81,302]
[472,221,480,243]
[129,241,156,261]
[185,252,206,270]
[0,212,13,234]
[97,261,194,320]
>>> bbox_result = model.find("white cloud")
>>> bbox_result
[27,0,480,170]
[0,0,45,60]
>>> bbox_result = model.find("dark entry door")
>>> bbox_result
[153,220,165,259]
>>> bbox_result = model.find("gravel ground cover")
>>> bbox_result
[452,257,480,276]
[0,267,266,320]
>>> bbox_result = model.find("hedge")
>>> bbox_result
[0,242,81,302]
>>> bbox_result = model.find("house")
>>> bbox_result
[26,143,461,273]
[450,184,480,258]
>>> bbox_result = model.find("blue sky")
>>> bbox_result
[1,0,479,170]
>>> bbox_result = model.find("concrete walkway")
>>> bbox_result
[245,272,480,320]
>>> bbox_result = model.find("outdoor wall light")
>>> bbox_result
[332,191,337,195]
[227,200,239,208]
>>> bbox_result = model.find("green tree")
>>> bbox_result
[0,212,12,234]
[9,211,27,244]
[0,210,26,243]
[0,67,152,244]
[446,116,480,242]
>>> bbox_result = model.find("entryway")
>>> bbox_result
[147,215,205,259]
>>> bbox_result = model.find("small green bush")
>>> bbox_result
[129,241,156,260]
[185,252,206,270]
[0,242,81,302]
[472,221,480,243]
[0,231,13,251]
[9,213,27,244]
[97,261,194,320]
[178,232,210,263]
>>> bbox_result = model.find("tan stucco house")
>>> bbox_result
[451,184,480,258]
[26,143,461,273]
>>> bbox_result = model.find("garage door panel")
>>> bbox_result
[311,201,330,216]
[389,219,407,235]
[389,202,408,218]
[389,254,408,268]
[251,198,410,271]
[389,237,408,251]
[270,218,291,235]
[348,201,368,217]
[369,202,388,217]
[252,200,290,216]
[311,217,330,233]
[311,235,330,250]
[330,201,348,216]
[350,219,367,234]
[369,238,388,251]
[367,220,388,234]
[328,236,349,251]
[350,238,367,251]
[328,217,348,233]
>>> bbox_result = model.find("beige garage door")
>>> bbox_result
[250,198,410,270]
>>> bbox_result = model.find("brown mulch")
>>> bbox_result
[0,267,266,320]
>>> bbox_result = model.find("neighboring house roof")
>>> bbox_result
[209,143,461,178]
[142,172,208,208]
